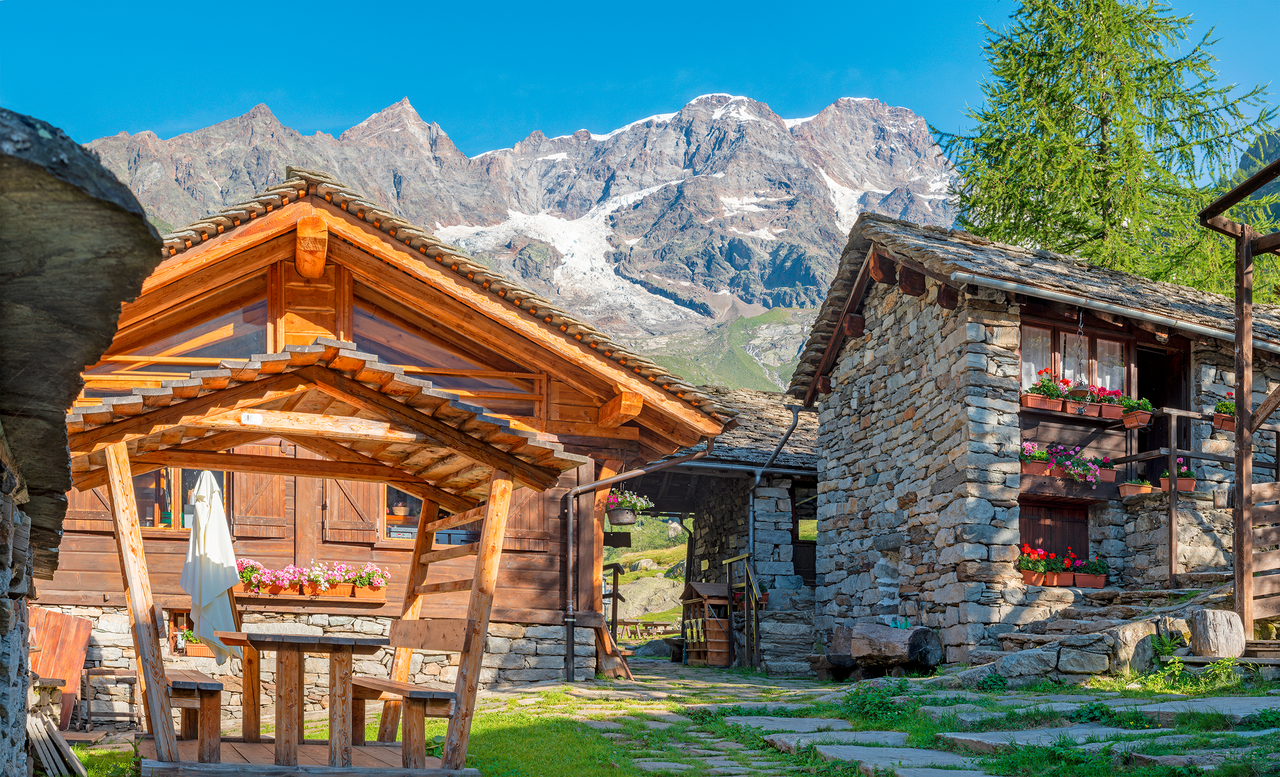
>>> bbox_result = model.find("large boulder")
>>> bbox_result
[1189,610,1245,658]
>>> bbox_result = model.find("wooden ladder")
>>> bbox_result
[376,469,515,771]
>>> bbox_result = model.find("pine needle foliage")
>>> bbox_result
[936,0,1279,297]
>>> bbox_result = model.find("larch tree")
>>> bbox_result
[936,0,1278,297]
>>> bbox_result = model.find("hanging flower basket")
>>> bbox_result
[1213,413,1235,432]
[1122,410,1153,429]
[606,508,638,526]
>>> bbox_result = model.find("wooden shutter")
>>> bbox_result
[230,442,289,538]
[324,479,381,544]
[503,487,549,552]
[65,486,114,532]
[1018,505,1089,557]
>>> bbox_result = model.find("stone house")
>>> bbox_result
[1,109,162,772]
[629,388,819,674]
[787,213,1279,663]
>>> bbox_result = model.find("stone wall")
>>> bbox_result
[43,605,595,729]
[0,460,32,777]
[690,478,748,584]
[1091,493,1234,589]
[815,281,1024,663]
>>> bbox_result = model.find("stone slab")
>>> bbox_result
[919,704,986,722]
[939,725,1173,754]
[635,762,693,772]
[1134,696,1280,724]
[724,716,851,733]
[1078,734,1194,753]
[764,730,909,754]
[892,771,990,777]
[685,702,808,712]
[814,745,979,773]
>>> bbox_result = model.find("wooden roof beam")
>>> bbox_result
[187,408,426,446]
[803,246,876,408]
[72,430,275,490]
[295,365,562,491]
[130,450,432,485]
[295,215,327,279]
[598,392,643,429]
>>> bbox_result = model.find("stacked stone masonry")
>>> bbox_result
[0,465,32,777]
[42,606,595,729]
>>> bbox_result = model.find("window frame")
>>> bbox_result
[1019,316,1136,398]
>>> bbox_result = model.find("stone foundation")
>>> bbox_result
[42,605,596,729]
[1091,492,1233,589]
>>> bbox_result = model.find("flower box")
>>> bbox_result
[1049,465,1067,478]
[1074,573,1106,589]
[1097,469,1117,483]
[1160,477,1196,492]
[1020,570,1045,586]
[1044,572,1074,587]
[1062,400,1096,416]
[1213,413,1235,432]
[184,642,215,658]
[328,583,355,598]
[1122,410,1152,429]
[1021,394,1063,412]
[1021,461,1051,476]
[1097,404,1124,419]
[353,585,386,600]
[1118,483,1154,497]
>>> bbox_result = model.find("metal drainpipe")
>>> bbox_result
[562,436,717,681]
[748,405,802,562]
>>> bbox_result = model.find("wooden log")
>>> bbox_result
[295,215,328,279]
[328,646,352,767]
[598,392,643,429]
[830,623,943,668]
[841,314,865,338]
[898,266,926,297]
[104,442,179,762]
[441,470,514,770]
[869,250,896,284]
[1190,609,1246,658]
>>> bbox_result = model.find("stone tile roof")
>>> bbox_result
[790,212,1280,398]
[67,337,588,507]
[678,388,816,470]
[160,167,735,424]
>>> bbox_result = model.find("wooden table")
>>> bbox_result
[216,631,389,768]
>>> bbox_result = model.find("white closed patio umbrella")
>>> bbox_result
[179,471,241,665]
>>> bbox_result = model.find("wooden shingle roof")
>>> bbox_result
[158,166,736,424]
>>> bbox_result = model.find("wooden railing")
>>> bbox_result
[722,553,762,669]
[603,563,625,646]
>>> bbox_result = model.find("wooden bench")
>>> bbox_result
[165,670,222,763]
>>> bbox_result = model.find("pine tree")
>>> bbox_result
[936,0,1278,296]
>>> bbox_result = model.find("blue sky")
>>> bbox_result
[1,0,1275,157]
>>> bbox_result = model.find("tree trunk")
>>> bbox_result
[1189,609,1245,658]
[831,623,944,668]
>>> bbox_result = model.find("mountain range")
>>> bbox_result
[87,94,956,389]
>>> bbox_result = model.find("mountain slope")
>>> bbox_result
[87,94,953,388]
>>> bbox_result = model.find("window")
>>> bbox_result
[1020,324,1129,394]
[386,486,423,541]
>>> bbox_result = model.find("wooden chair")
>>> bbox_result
[351,620,456,768]
[165,669,222,763]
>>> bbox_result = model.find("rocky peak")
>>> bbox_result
[339,98,461,159]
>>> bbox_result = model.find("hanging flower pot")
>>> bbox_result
[1213,413,1235,432]
[606,508,638,526]
[1063,400,1097,416]
[1122,410,1153,429]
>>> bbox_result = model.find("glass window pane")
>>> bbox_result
[1097,339,1125,392]
[1021,326,1052,388]
[133,470,173,528]
[1060,331,1089,386]
[180,470,224,530]
[385,487,422,540]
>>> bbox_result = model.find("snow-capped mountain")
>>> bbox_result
[87,94,953,385]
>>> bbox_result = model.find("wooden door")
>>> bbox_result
[65,486,114,532]
[324,479,381,544]
[230,442,289,539]
[504,487,549,552]
[1018,504,1089,557]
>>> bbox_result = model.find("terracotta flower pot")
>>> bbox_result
[1122,410,1152,429]
[607,508,638,526]
[1020,570,1045,586]
[1161,478,1196,492]
[1097,469,1117,483]
[1021,461,1051,476]
[1213,413,1235,432]
[302,582,327,597]
[1098,404,1123,419]
[1021,394,1063,412]
[1044,572,1074,587]
[264,585,288,596]
[1062,400,1092,415]
[1118,483,1154,497]
[184,642,215,658]
[328,583,355,598]
[1049,465,1067,478]
[233,582,252,594]
[1074,573,1106,589]
[353,585,386,600]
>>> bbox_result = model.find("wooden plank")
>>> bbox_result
[414,579,473,596]
[597,393,643,429]
[199,691,221,763]
[1255,595,1280,621]
[1238,227,1256,633]
[295,216,328,279]
[378,500,439,743]
[442,470,514,770]
[274,645,300,766]
[295,365,562,490]
[1251,383,1280,434]
[328,646,352,768]
[189,409,425,446]
[1256,525,1280,546]
[104,441,179,762]
[132,451,423,484]
[1253,481,1280,504]
[419,544,479,565]
[387,619,468,653]
[42,715,87,777]
[1255,549,1280,572]
[803,246,874,407]
[1253,573,1280,598]
[401,699,426,769]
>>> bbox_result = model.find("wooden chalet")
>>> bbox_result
[49,166,732,663]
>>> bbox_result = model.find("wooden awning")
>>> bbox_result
[66,337,589,509]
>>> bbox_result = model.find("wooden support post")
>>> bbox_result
[842,314,865,338]
[328,645,353,768]
[104,442,179,763]
[274,645,300,766]
[598,393,643,428]
[936,284,959,311]
[898,266,926,297]
[869,250,896,284]
[378,502,439,742]
[441,470,514,771]
[352,700,366,747]
[227,590,259,743]
[198,689,220,764]
[401,699,426,770]
[1236,227,1256,634]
